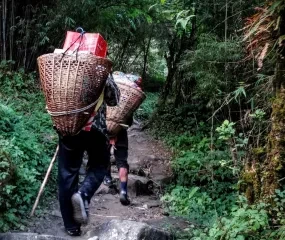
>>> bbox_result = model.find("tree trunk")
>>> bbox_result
[141,34,152,81]
[160,36,177,104]
[261,59,285,197]
[241,5,285,203]
[2,0,7,60]
[261,7,285,198]
[116,34,131,70]
[9,0,15,61]
[161,64,176,103]
[160,7,197,105]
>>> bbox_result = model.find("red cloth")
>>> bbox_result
[82,111,97,131]
[109,137,117,145]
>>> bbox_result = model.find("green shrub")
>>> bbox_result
[153,100,274,240]
[158,119,285,240]
[135,92,159,121]
[173,150,234,187]
[143,73,165,92]
[150,103,212,139]
[190,198,269,240]
[0,62,57,231]
[162,185,237,227]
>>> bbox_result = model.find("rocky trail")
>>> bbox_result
[0,122,189,240]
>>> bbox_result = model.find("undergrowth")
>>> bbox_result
[151,102,285,240]
[0,61,57,231]
[134,92,159,121]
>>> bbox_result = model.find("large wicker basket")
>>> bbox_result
[106,80,146,136]
[38,53,112,136]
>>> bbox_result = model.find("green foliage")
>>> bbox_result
[152,90,282,239]
[208,202,269,239]
[270,189,285,225]
[0,61,56,231]
[178,33,243,108]
[175,10,196,31]
[154,103,284,240]
[146,0,285,239]
[135,92,159,121]
[143,73,165,92]
[191,197,269,240]
[162,185,237,228]
[144,52,166,92]
[162,186,199,216]
[250,109,266,122]
[216,120,236,141]
[150,102,211,138]
[168,189,285,240]
[152,103,237,231]
[173,149,235,186]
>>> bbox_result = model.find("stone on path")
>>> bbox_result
[96,174,153,197]
[86,220,173,240]
[0,233,68,240]
[113,174,153,197]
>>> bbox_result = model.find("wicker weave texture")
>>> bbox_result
[38,53,112,136]
[107,80,146,135]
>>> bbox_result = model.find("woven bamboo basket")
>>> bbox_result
[38,53,112,136]
[106,80,146,136]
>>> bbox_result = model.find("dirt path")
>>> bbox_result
[25,122,175,239]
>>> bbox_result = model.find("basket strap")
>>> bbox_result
[47,98,100,117]
[47,88,105,117]
[95,88,104,112]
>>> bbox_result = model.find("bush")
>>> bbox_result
[135,92,159,121]
[152,100,278,239]
[173,150,234,187]
[143,73,165,92]
[162,185,237,227]
[0,62,57,231]
[155,106,285,240]
[190,197,270,240]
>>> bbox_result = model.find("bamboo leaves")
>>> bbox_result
[176,13,196,30]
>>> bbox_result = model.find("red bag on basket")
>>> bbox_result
[63,31,107,57]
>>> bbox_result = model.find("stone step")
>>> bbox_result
[96,174,153,197]
[85,220,173,240]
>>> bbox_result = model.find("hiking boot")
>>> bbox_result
[103,176,113,187]
[66,227,81,236]
[71,192,88,224]
[119,190,130,206]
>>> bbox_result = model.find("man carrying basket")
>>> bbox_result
[103,72,143,206]
[37,29,120,236]
[58,75,120,236]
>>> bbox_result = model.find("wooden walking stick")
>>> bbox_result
[30,145,59,217]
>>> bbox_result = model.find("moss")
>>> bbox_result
[240,165,261,203]
[240,145,266,203]
[262,89,285,197]
[252,147,266,157]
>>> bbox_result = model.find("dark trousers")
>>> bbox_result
[106,128,129,178]
[58,128,109,230]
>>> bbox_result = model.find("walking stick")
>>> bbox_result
[30,145,59,217]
